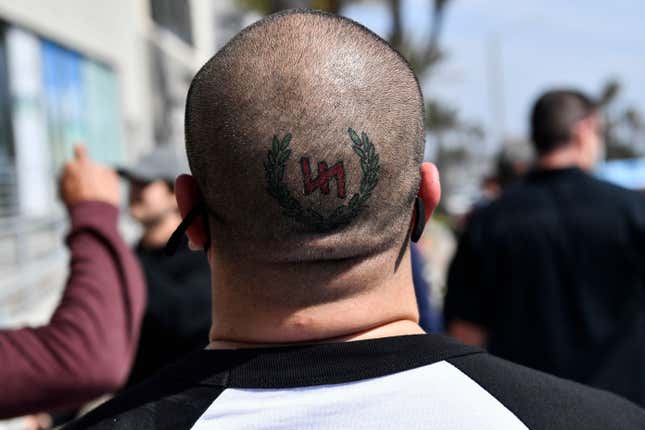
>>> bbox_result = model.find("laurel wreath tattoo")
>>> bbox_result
[264,128,380,232]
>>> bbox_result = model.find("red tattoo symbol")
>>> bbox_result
[300,157,346,199]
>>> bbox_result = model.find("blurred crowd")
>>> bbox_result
[1,4,645,430]
[3,87,645,430]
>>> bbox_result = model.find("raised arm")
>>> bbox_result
[0,147,146,418]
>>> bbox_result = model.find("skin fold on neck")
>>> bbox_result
[207,245,424,349]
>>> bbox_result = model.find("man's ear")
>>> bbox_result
[418,162,441,222]
[570,119,586,148]
[571,117,598,169]
[175,174,208,250]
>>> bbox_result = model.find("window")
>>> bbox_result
[150,0,193,45]
[0,24,16,216]
[0,26,124,219]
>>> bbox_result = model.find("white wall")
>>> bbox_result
[0,0,242,329]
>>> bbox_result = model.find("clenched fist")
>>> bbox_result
[60,145,120,208]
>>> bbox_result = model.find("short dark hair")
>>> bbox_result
[530,89,598,154]
[163,179,175,193]
[185,10,425,263]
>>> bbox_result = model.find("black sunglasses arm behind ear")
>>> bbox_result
[165,198,426,255]
[164,202,208,256]
[411,196,426,243]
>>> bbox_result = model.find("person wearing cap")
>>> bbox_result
[118,145,211,386]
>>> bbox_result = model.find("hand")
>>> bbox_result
[60,145,120,208]
[21,413,52,430]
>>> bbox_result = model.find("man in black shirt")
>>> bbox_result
[445,89,645,406]
[66,14,645,429]
[119,146,211,385]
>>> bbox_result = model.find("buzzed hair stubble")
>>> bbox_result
[186,9,425,263]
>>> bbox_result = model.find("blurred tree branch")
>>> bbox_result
[387,0,449,74]
[238,0,452,78]
[238,0,340,14]
[270,0,311,11]
[383,0,485,165]
[598,79,644,160]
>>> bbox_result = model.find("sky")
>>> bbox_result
[343,0,645,151]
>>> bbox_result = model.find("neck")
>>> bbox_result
[207,246,423,349]
[140,211,182,248]
[208,321,425,349]
[536,145,585,171]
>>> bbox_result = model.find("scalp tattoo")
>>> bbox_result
[264,128,380,232]
[300,158,346,199]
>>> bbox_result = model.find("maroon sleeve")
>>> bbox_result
[0,201,146,418]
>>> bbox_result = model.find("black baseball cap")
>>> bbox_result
[118,145,189,184]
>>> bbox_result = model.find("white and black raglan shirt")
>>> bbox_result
[65,334,645,429]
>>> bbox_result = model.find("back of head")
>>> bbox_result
[530,89,597,155]
[186,10,424,264]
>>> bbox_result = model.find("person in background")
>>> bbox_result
[411,243,441,332]
[477,140,534,210]
[118,146,211,386]
[0,146,145,419]
[445,89,645,406]
[493,140,533,192]
[67,14,644,429]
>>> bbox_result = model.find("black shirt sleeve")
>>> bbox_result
[449,353,645,430]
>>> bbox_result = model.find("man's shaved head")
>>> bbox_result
[186,10,424,263]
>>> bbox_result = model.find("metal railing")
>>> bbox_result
[0,158,17,218]
[0,161,68,327]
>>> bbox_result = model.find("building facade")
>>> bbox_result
[0,0,247,328]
